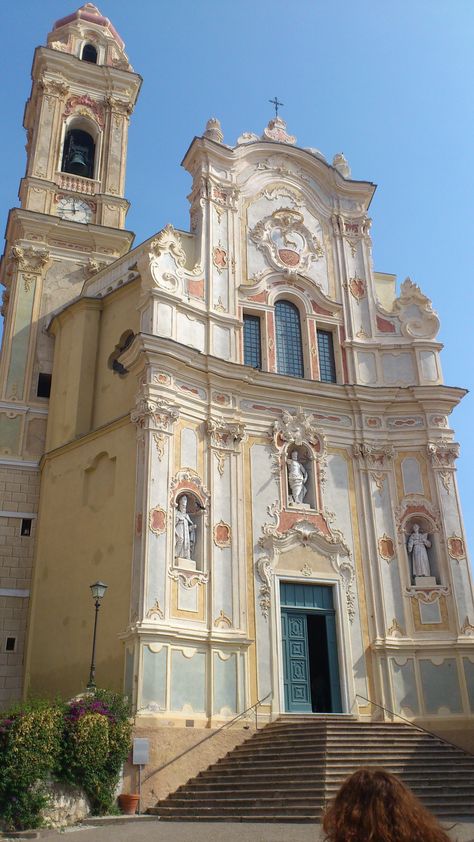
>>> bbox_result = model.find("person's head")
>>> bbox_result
[322,767,451,842]
[178,495,187,512]
[291,450,298,460]
[412,522,420,533]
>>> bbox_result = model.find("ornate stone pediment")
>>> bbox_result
[256,518,355,623]
[150,224,187,267]
[250,208,323,274]
[392,277,440,340]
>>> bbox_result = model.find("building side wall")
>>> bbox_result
[0,465,39,706]
[25,420,136,700]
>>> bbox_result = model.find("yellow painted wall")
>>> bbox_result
[25,418,136,700]
[92,282,140,431]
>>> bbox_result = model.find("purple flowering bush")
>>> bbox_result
[0,690,132,830]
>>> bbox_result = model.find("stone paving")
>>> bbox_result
[4,816,471,842]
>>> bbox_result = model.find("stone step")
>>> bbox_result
[150,715,474,822]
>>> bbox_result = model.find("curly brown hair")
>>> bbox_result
[322,767,452,842]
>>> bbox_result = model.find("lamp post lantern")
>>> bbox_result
[86,581,107,690]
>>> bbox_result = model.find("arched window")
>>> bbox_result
[82,43,98,63]
[61,129,95,179]
[275,299,304,377]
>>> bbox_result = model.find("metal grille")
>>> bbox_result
[243,314,262,369]
[317,329,336,383]
[275,300,304,377]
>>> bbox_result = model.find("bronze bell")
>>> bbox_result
[68,144,89,176]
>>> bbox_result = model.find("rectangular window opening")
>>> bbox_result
[21,518,32,537]
[317,329,337,383]
[5,636,16,653]
[37,372,52,398]
[243,314,262,369]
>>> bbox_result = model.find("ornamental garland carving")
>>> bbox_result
[146,599,164,620]
[250,208,323,274]
[405,584,450,603]
[214,609,232,628]
[169,469,210,508]
[394,497,441,540]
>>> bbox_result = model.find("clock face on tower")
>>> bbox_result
[57,196,93,224]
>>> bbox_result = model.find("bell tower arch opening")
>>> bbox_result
[61,127,96,179]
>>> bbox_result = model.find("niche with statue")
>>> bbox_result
[404,515,441,586]
[285,443,317,510]
[174,491,204,572]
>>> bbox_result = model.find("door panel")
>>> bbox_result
[281,610,312,712]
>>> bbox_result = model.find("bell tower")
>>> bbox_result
[0,4,141,706]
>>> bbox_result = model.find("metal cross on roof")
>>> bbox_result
[269,96,284,118]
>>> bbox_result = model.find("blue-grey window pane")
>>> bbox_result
[243,314,261,368]
[317,329,336,383]
[275,300,304,378]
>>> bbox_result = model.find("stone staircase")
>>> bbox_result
[149,715,474,822]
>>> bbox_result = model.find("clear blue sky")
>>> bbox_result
[1,1,473,557]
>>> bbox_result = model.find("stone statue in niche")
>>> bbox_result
[407,522,431,578]
[175,495,196,560]
[286,449,308,506]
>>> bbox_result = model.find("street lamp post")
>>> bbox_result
[86,581,108,690]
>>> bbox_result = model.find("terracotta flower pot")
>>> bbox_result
[117,793,140,815]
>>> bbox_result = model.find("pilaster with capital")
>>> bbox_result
[26,77,69,183]
[129,394,180,625]
[206,416,246,630]
[1,245,52,403]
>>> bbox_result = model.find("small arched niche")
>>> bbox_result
[61,126,96,179]
[174,492,204,572]
[404,515,440,584]
[82,43,98,63]
[285,443,316,510]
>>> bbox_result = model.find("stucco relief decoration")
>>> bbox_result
[206,416,245,476]
[213,520,231,548]
[270,409,327,488]
[212,244,228,273]
[250,209,323,275]
[261,116,296,144]
[10,245,52,292]
[460,617,474,637]
[387,619,405,638]
[64,94,105,129]
[406,584,450,603]
[214,609,232,628]
[332,214,371,257]
[447,535,466,562]
[378,534,395,563]
[145,599,164,620]
[130,396,179,432]
[352,442,394,493]
[169,469,210,509]
[168,567,209,589]
[427,440,459,493]
[150,225,186,267]
[395,497,440,542]
[149,506,167,536]
[257,520,355,622]
[40,78,69,100]
[392,278,440,340]
[348,276,366,302]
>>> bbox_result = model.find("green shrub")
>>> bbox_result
[0,690,132,830]
[0,700,64,830]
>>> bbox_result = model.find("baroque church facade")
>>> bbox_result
[1,5,474,749]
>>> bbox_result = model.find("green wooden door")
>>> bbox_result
[281,610,312,713]
[281,582,342,713]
